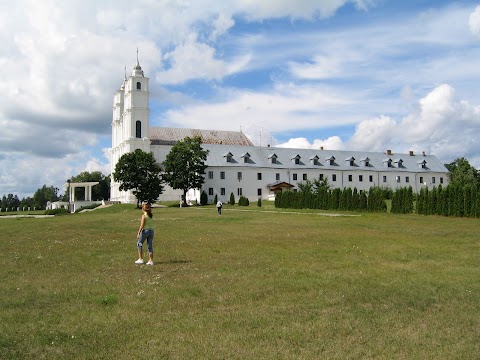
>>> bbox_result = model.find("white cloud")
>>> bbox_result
[211,13,235,40]
[348,115,398,152]
[0,151,109,199]
[289,55,341,79]
[273,85,480,167]
[276,136,344,150]
[162,83,354,132]
[469,6,480,36]
[156,34,232,84]
[235,0,372,21]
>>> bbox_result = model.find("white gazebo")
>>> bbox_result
[61,181,100,212]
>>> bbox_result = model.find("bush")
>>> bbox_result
[238,196,250,206]
[257,198,262,207]
[214,194,218,205]
[200,191,208,205]
[229,192,235,205]
[45,208,69,215]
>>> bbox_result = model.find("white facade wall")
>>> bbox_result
[198,166,449,204]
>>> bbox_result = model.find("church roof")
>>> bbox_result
[200,144,449,173]
[150,127,254,146]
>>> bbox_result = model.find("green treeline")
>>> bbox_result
[416,184,480,217]
[275,183,480,218]
[275,186,387,212]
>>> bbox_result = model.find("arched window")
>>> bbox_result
[136,121,141,138]
[136,82,141,90]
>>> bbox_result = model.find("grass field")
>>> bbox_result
[0,204,479,359]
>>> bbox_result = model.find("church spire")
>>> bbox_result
[132,47,144,77]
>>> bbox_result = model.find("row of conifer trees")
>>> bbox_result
[275,184,480,218]
[274,186,387,212]
[416,184,480,217]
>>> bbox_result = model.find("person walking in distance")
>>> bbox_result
[135,203,155,265]
[216,200,223,214]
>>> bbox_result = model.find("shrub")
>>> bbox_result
[238,196,250,206]
[229,192,235,205]
[45,208,69,215]
[257,198,262,207]
[200,191,208,205]
[214,194,218,205]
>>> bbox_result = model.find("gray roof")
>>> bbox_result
[201,144,449,173]
[150,127,253,146]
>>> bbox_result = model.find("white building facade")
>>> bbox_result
[110,61,449,204]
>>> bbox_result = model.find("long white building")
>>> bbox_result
[110,60,449,204]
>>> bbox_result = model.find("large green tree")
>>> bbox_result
[445,157,480,189]
[1,194,21,211]
[33,185,60,209]
[113,149,164,207]
[162,136,209,205]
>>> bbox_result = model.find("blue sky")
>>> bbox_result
[1,0,480,198]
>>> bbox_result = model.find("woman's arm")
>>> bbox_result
[137,214,145,237]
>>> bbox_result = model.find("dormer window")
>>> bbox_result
[360,157,370,167]
[310,155,319,165]
[292,155,301,165]
[394,159,404,168]
[417,160,427,169]
[345,156,355,167]
[224,152,233,163]
[241,152,250,164]
[326,156,335,166]
[383,158,392,168]
[268,153,278,164]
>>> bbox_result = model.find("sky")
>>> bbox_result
[1,0,480,199]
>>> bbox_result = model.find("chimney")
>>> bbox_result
[422,151,426,156]
[267,144,270,147]
[409,150,414,156]
[320,146,324,150]
[386,149,392,155]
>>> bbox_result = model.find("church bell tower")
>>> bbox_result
[110,52,151,203]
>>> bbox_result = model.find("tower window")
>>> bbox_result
[136,82,141,90]
[135,121,141,138]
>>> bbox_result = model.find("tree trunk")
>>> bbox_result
[183,189,188,207]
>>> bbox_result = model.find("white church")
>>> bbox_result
[110,59,449,204]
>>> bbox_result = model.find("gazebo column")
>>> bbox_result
[70,185,76,202]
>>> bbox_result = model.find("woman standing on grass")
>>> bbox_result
[135,203,155,265]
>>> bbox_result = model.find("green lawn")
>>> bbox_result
[0,204,479,359]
